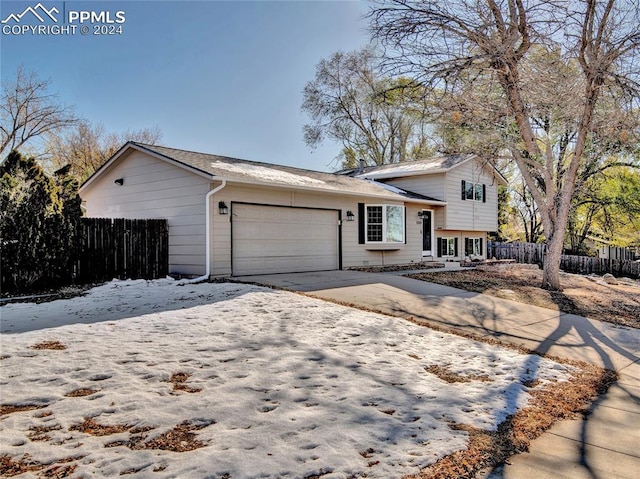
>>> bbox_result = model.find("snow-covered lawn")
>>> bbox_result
[0,279,574,478]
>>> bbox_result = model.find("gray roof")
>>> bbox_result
[338,154,507,185]
[337,154,474,178]
[83,142,445,204]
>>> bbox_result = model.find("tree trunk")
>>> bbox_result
[542,231,564,290]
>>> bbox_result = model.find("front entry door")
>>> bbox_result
[422,211,433,256]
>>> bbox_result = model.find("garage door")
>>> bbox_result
[232,204,339,276]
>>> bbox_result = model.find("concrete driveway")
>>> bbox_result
[236,269,640,479]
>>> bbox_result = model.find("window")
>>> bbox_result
[437,237,458,257]
[465,237,484,257]
[474,183,483,202]
[367,206,383,242]
[465,181,474,200]
[365,205,404,243]
[461,180,486,202]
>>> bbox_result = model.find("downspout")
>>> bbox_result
[188,179,227,283]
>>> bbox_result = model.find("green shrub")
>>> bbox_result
[0,151,82,292]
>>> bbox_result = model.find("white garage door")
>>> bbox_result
[232,204,339,276]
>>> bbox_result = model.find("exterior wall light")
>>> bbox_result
[114,178,124,186]
[218,201,229,215]
[346,210,355,221]
[418,211,425,218]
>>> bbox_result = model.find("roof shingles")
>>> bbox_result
[132,143,445,204]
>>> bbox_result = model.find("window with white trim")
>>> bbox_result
[465,237,484,257]
[461,180,486,202]
[438,237,458,257]
[365,205,404,243]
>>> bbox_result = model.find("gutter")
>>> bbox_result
[188,179,227,283]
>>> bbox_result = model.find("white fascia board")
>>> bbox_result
[362,158,509,186]
[128,144,217,181]
[357,168,448,181]
[220,177,401,200]
[403,198,447,206]
[220,177,447,205]
[356,155,487,181]
[79,142,132,193]
[79,143,215,194]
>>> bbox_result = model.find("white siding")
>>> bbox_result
[444,159,499,231]
[209,184,434,276]
[372,162,499,232]
[385,173,446,201]
[81,150,211,276]
[82,151,501,277]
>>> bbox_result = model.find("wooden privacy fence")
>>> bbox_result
[559,255,640,278]
[76,218,169,282]
[488,241,639,279]
[488,241,546,266]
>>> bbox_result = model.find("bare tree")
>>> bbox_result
[1,66,77,159]
[514,177,544,243]
[371,0,640,289]
[302,48,434,168]
[46,120,162,181]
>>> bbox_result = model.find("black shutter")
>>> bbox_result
[465,238,471,256]
[461,180,466,200]
[454,238,459,257]
[437,238,442,257]
[358,203,365,244]
[404,207,407,244]
[482,184,486,203]
[480,237,484,256]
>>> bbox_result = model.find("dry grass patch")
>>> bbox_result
[425,365,492,383]
[409,268,640,328]
[105,420,214,452]
[69,418,130,436]
[349,263,445,273]
[27,423,63,442]
[0,454,81,478]
[30,340,66,350]
[0,404,47,416]
[38,463,78,478]
[0,454,42,477]
[138,421,210,452]
[521,378,542,388]
[64,388,98,398]
[168,372,202,393]
[409,364,616,479]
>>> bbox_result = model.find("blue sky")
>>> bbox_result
[1,0,371,172]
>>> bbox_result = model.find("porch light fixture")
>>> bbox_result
[114,178,124,186]
[417,211,425,218]
[346,210,355,221]
[218,201,229,215]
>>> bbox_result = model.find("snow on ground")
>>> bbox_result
[0,279,574,478]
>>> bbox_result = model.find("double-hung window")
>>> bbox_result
[365,205,404,243]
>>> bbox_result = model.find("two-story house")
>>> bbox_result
[341,154,507,263]
[80,143,507,277]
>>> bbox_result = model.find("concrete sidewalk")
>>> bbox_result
[237,270,640,479]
